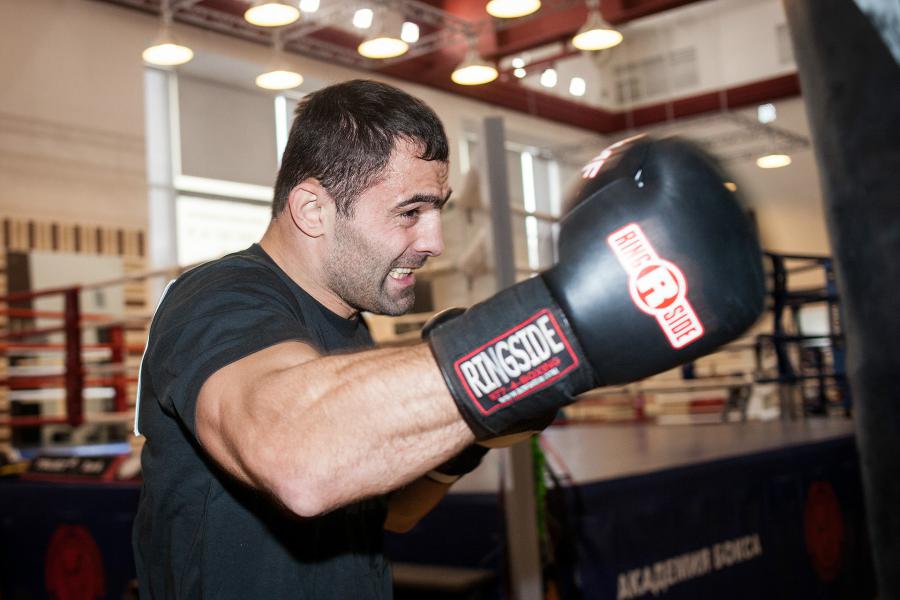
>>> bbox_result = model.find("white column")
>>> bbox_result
[480,116,543,600]
[143,67,179,302]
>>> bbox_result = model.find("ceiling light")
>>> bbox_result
[401,22,420,43]
[511,57,525,69]
[572,6,623,51]
[486,0,541,18]
[299,0,320,13]
[256,31,302,90]
[452,46,498,85]
[143,38,194,66]
[540,68,557,88]
[142,0,193,66]
[244,1,300,27]
[358,11,408,59]
[353,8,374,29]
[758,103,777,124]
[756,153,792,169]
[569,76,586,96]
[359,36,409,59]
[514,67,527,78]
[256,70,304,90]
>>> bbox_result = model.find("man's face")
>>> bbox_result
[323,141,450,316]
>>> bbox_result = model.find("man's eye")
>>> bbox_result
[400,209,420,220]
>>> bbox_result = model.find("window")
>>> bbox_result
[176,196,271,264]
[462,135,565,277]
[156,71,304,264]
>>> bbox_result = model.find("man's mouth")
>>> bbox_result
[388,267,415,280]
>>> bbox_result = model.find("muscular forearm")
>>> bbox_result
[198,342,473,517]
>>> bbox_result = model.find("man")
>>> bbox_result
[133,79,766,598]
[134,80,469,598]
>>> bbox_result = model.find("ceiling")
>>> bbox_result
[97,0,802,134]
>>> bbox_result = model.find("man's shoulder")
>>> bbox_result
[163,246,297,305]
[154,247,300,326]
[177,246,281,290]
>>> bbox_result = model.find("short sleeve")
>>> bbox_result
[144,266,310,436]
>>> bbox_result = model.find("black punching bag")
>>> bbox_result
[782,0,900,597]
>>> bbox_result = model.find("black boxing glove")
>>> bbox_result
[427,136,766,440]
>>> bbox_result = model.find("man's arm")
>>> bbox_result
[196,340,473,518]
[384,477,452,533]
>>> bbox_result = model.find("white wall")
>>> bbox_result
[724,98,830,255]
[0,0,149,228]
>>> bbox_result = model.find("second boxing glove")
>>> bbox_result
[427,135,766,440]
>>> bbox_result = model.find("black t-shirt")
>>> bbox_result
[132,244,391,599]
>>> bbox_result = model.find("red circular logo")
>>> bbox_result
[804,481,844,582]
[629,260,686,315]
[45,524,106,600]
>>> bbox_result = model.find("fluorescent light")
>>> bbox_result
[514,67,527,78]
[540,68,557,88]
[486,0,541,18]
[756,154,792,169]
[255,69,304,90]
[353,8,374,29]
[569,76,586,96]
[401,22,419,43]
[244,1,300,27]
[358,36,408,59]
[299,0,320,13]
[511,57,525,69]
[572,10,623,51]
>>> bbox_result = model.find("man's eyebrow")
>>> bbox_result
[396,190,453,210]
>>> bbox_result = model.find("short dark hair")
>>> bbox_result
[272,79,449,218]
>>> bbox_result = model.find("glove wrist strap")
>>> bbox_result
[427,276,594,439]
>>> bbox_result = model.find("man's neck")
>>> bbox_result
[258,222,358,320]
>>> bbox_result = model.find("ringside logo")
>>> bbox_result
[608,223,704,349]
[454,310,579,415]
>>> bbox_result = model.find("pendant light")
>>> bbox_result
[142,0,194,66]
[572,0,622,51]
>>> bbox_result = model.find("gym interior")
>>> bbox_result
[1,0,897,598]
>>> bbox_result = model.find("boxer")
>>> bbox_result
[134,79,764,599]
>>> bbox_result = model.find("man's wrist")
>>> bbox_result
[426,444,490,484]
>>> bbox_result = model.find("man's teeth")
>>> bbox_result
[389,268,413,280]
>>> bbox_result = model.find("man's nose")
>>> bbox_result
[414,213,444,258]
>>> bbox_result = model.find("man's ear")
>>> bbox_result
[286,180,332,238]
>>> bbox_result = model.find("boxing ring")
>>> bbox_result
[0,287,138,430]
[384,419,872,599]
